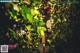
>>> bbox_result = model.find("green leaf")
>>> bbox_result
[27,14,33,22]
[12,31,16,36]
[21,6,31,19]
[31,9,35,16]
[39,21,45,26]
[13,4,19,12]
[40,30,45,35]
[41,27,46,31]
[37,26,46,36]
[21,7,26,18]
[37,27,41,35]
[34,18,39,23]
[22,6,30,14]
[33,23,37,32]
[26,25,31,31]
[47,39,51,44]
[57,19,61,22]
[34,16,39,25]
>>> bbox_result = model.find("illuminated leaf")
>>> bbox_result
[13,4,19,12]
[34,9,39,14]
[26,25,31,31]
[40,30,45,35]
[21,6,31,19]
[39,21,45,26]
[34,16,39,24]
[57,19,61,22]
[37,27,40,35]
[47,39,51,43]
[27,14,33,22]
[31,9,35,16]
[41,27,46,31]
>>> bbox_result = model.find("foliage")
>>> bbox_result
[0,0,79,53]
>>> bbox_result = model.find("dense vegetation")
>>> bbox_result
[0,0,80,53]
